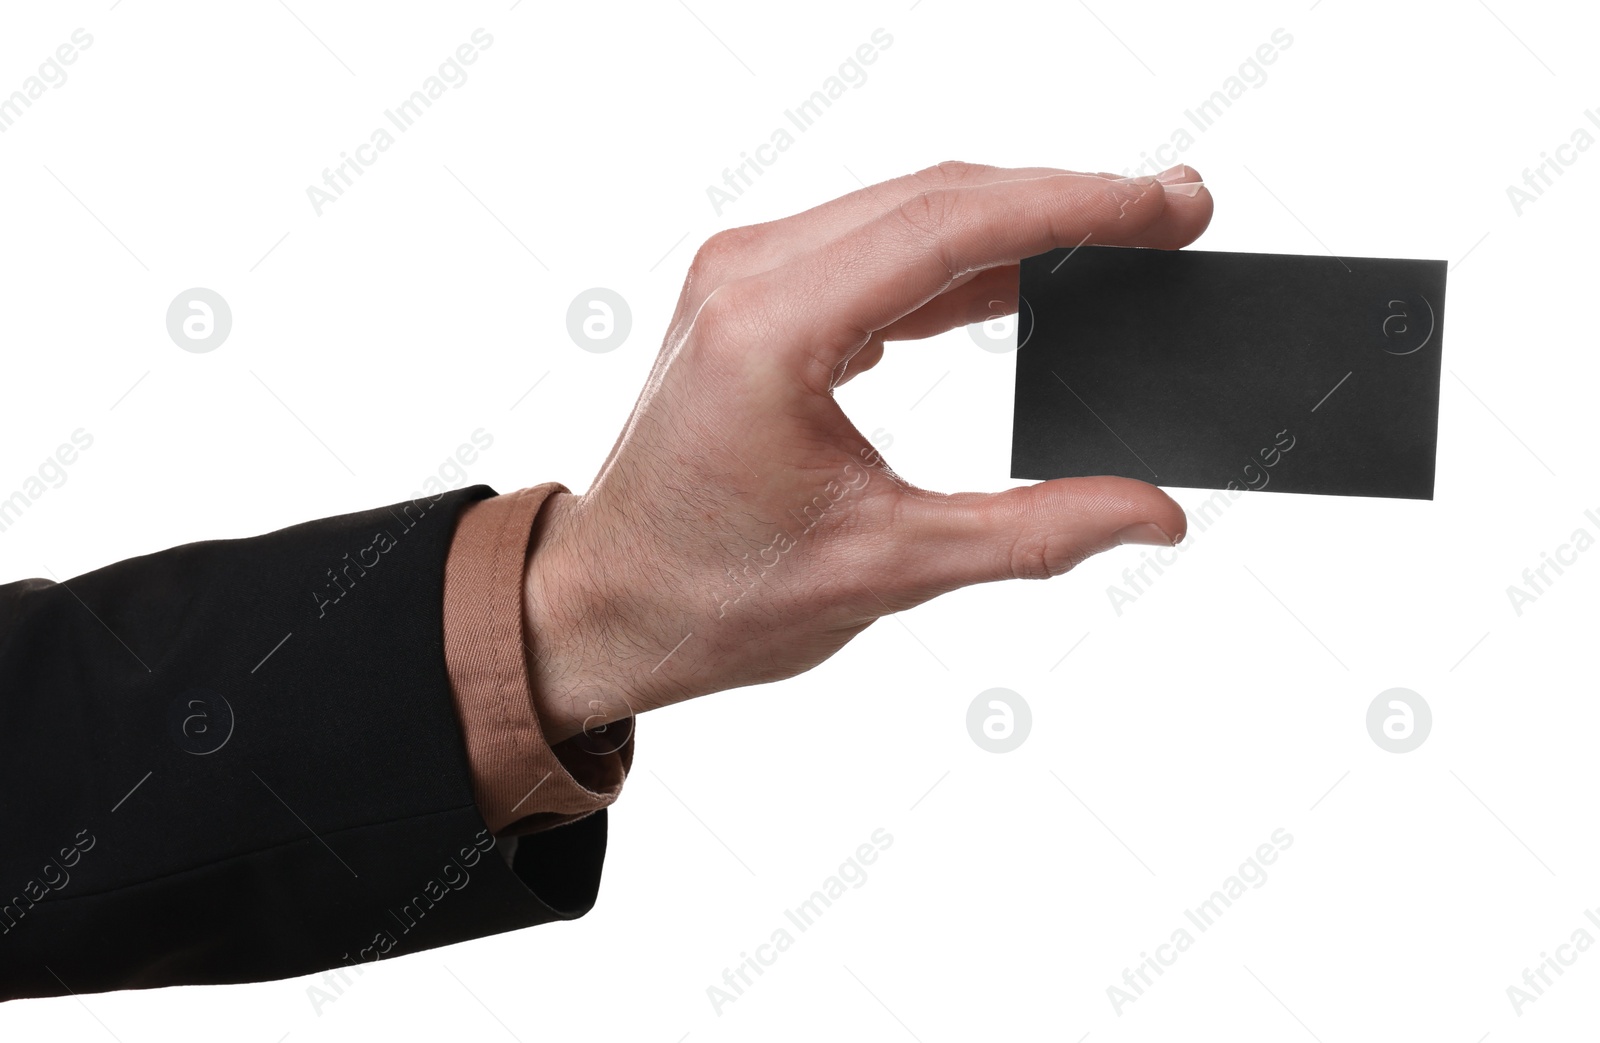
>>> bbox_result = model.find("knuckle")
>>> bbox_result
[689,226,763,282]
[893,188,954,240]
[1008,532,1086,581]
[922,159,989,187]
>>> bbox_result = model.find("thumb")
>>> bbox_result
[891,477,1187,596]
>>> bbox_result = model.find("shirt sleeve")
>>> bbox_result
[440,483,634,837]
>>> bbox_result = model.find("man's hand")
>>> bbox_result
[525,161,1214,744]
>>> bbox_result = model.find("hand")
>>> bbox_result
[525,161,1214,744]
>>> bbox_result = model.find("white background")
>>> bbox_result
[1,0,1596,1039]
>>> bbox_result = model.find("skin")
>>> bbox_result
[521,160,1214,750]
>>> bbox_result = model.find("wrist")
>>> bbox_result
[522,491,650,745]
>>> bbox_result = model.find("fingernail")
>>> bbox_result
[1115,522,1175,547]
[1163,180,1206,198]
[1155,164,1191,184]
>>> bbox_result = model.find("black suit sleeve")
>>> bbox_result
[0,485,610,1001]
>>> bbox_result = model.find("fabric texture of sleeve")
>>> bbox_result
[0,485,615,1001]
[441,483,634,838]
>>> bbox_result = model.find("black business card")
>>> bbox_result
[1010,245,1446,500]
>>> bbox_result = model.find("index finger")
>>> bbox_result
[739,172,1173,389]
